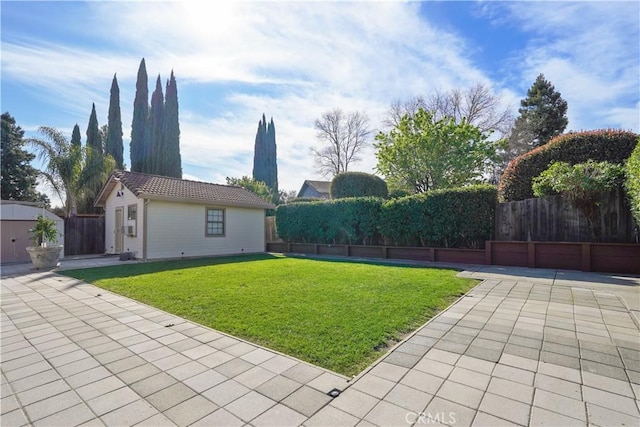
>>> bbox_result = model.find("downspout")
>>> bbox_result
[143,199,150,261]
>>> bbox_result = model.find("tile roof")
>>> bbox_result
[95,170,275,209]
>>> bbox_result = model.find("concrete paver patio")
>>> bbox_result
[1,257,639,426]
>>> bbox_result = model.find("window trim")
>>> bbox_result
[127,204,137,237]
[205,207,225,237]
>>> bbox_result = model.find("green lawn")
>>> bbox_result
[63,254,476,376]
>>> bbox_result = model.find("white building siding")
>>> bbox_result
[103,186,144,257]
[145,201,266,259]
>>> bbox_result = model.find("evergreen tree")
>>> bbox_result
[106,74,124,169]
[162,70,182,178]
[130,58,149,172]
[510,73,568,152]
[266,118,278,198]
[252,114,278,202]
[252,114,267,182]
[99,124,109,151]
[148,74,164,175]
[71,124,81,148]
[1,112,42,201]
[86,103,102,157]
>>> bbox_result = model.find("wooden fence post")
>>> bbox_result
[582,243,591,272]
[528,242,536,268]
[485,241,492,266]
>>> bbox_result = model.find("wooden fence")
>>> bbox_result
[495,188,636,243]
[265,216,279,243]
[266,241,640,274]
[64,215,105,256]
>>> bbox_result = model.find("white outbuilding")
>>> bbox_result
[0,200,65,264]
[94,170,275,261]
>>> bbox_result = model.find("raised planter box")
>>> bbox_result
[486,241,640,274]
[267,241,640,274]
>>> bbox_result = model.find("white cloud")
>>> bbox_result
[495,1,639,132]
[5,0,635,201]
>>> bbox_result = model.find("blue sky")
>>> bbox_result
[2,1,638,205]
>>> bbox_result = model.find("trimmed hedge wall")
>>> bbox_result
[380,185,497,248]
[498,129,638,202]
[330,172,388,199]
[276,197,383,245]
[626,140,640,225]
[276,185,497,248]
[288,197,324,203]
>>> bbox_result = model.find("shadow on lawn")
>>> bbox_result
[60,253,283,282]
[60,252,461,287]
[285,252,463,271]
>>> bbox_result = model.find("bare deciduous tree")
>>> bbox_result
[312,108,372,177]
[383,83,513,137]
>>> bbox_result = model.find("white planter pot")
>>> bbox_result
[25,246,63,269]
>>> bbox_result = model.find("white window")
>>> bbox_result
[127,204,137,236]
[206,208,225,237]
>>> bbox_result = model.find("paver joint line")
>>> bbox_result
[3,260,640,426]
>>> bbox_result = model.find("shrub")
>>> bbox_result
[277,185,497,248]
[276,197,383,245]
[625,140,640,225]
[423,185,497,248]
[498,129,638,202]
[380,185,497,248]
[29,214,60,246]
[532,160,625,240]
[388,188,411,199]
[379,194,429,246]
[287,197,324,203]
[330,172,388,199]
[532,161,625,198]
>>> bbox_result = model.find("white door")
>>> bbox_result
[115,207,124,253]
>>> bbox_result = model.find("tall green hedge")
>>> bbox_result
[330,172,388,199]
[625,140,640,225]
[276,197,383,245]
[380,185,496,248]
[276,185,497,248]
[378,194,427,246]
[498,129,638,202]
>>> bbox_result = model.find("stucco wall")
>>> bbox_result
[103,185,144,257]
[146,201,266,259]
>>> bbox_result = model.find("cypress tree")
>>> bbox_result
[252,114,267,183]
[162,70,182,178]
[71,124,81,148]
[148,74,164,175]
[106,74,124,169]
[252,114,278,202]
[267,118,278,198]
[86,103,102,157]
[130,58,149,172]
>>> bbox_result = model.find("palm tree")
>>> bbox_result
[27,126,115,217]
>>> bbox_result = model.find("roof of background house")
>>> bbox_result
[94,170,275,210]
[298,180,331,197]
[0,201,63,221]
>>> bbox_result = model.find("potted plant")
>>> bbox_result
[25,214,63,269]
